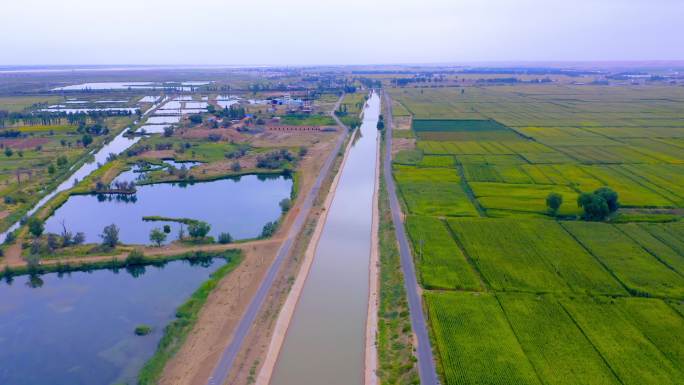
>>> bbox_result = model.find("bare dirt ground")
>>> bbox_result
[393,116,412,130]
[139,150,176,159]
[391,137,416,156]
[0,137,50,149]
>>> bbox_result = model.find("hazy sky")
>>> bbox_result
[2,0,682,65]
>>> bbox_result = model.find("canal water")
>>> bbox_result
[0,258,227,385]
[270,92,379,385]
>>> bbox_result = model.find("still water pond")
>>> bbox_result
[0,258,226,385]
[44,174,292,244]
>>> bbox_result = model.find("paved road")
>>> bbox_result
[381,91,440,385]
[207,95,348,385]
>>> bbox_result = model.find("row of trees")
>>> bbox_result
[546,187,619,221]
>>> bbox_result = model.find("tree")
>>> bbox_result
[189,114,203,124]
[577,192,609,221]
[4,147,12,157]
[81,134,93,147]
[46,233,59,252]
[231,161,241,172]
[149,228,167,247]
[594,187,619,212]
[27,218,44,238]
[73,232,85,245]
[188,221,211,239]
[260,221,278,238]
[279,198,292,213]
[546,192,563,216]
[163,224,171,234]
[218,232,233,244]
[47,163,56,175]
[100,223,120,248]
[56,155,68,167]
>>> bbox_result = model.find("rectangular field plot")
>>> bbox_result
[418,155,455,168]
[559,145,662,164]
[405,216,481,290]
[413,119,522,141]
[456,154,527,165]
[447,218,624,294]
[498,293,621,385]
[563,222,684,298]
[469,182,581,216]
[413,119,510,132]
[393,165,478,217]
[425,291,541,385]
[561,296,684,384]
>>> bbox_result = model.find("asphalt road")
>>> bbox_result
[206,95,348,385]
[381,91,440,385]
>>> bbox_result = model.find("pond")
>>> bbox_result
[138,124,171,134]
[145,115,180,124]
[0,257,227,385]
[41,107,139,114]
[44,174,292,244]
[52,81,211,91]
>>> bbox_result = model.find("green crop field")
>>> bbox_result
[393,164,477,217]
[389,83,684,385]
[405,216,481,290]
[498,293,621,385]
[447,218,624,294]
[562,221,684,298]
[425,291,542,385]
[561,296,684,384]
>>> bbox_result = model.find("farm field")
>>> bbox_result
[389,84,684,384]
